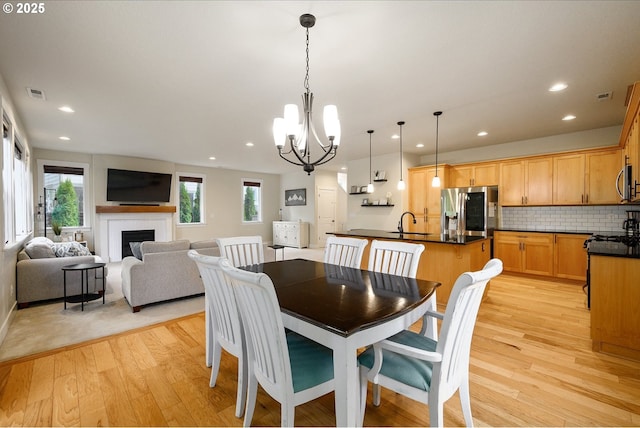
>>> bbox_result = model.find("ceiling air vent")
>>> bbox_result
[595,91,612,102]
[26,87,46,100]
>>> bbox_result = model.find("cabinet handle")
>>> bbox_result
[521,196,524,205]
[585,194,589,204]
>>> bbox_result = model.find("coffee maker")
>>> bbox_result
[623,211,640,236]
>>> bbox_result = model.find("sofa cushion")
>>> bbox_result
[129,242,143,260]
[141,239,190,255]
[25,238,56,259]
[52,241,92,257]
[190,239,218,250]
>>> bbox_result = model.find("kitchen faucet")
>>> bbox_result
[398,211,416,234]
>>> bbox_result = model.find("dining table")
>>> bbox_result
[241,258,440,427]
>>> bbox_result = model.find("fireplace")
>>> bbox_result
[122,229,155,258]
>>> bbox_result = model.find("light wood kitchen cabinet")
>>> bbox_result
[554,233,590,281]
[553,149,622,205]
[449,162,499,187]
[499,157,553,206]
[591,255,640,361]
[272,221,309,249]
[621,81,639,203]
[408,165,448,234]
[493,231,554,276]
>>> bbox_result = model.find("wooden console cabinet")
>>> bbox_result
[272,221,309,249]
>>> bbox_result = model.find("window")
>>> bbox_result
[40,162,88,232]
[178,174,204,224]
[3,113,32,245]
[242,179,262,223]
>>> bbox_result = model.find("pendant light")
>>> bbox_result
[397,121,406,190]
[367,130,374,193]
[432,111,442,188]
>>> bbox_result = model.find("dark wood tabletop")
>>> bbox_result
[241,258,440,337]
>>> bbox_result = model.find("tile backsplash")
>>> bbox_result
[501,205,640,233]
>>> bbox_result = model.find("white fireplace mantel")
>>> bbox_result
[95,206,175,262]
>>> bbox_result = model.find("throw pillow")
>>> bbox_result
[52,241,92,257]
[129,242,143,260]
[25,241,56,258]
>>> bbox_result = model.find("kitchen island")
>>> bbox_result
[332,229,491,305]
[588,238,640,361]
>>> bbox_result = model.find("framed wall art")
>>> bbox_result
[285,188,307,206]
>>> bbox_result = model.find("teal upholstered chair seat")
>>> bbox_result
[287,331,334,393]
[358,329,436,392]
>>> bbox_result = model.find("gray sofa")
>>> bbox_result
[16,237,108,308]
[120,239,220,312]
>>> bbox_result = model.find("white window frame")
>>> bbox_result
[176,172,206,226]
[37,159,91,233]
[3,112,33,246]
[241,178,262,224]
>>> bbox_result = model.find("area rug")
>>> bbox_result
[0,262,205,362]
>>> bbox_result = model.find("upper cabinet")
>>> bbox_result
[499,157,553,206]
[449,162,499,187]
[408,165,448,234]
[621,81,640,202]
[553,149,622,205]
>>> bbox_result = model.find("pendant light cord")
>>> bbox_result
[368,130,374,184]
[434,111,442,177]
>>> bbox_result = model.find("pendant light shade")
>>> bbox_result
[397,121,406,190]
[432,111,442,188]
[367,130,374,193]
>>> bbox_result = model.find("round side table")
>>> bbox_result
[62,262,106,311]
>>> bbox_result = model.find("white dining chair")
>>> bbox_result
[188,250,247,418]
[367,239,437,338]
[216,236,264,268]
[324,236,368,268]
[358,258,503,427]
[220,258,336,428]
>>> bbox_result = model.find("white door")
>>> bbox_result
[317,187,336,248]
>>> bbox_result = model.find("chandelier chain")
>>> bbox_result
[304,27,310,93]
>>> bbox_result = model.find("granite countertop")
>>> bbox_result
[587,238,640,259]
[332,229,489,245]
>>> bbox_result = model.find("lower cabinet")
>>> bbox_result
[494,231,554,276]
[272,221,309,249]
[494,231,588,281]
[554,233,590,280]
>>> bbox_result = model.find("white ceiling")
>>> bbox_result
[0,1,639,175]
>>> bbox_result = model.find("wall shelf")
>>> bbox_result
[349,192,369,195]
[361,204,394,207]
[373,179,388,182]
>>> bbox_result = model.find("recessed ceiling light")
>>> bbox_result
[416,143,424,148]
[245,142,254,147]
[59,136,71,141]
[549,83,568,92]
[209,156,216,160]
[58,106,75,113]
[391,134,399,140]
[562,114,576,121]
[477,131,488,137]
[341,166,347,170]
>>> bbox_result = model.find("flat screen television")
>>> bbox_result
[106,168,172,203]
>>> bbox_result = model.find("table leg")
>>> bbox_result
[332,344,361,427]
[82,268,87,311]
[101,266,105,304]
[63,270,67,310]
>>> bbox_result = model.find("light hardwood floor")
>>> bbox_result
[1,273,639,426]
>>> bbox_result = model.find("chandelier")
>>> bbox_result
[272,14,341,175]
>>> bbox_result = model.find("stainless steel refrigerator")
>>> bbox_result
[441,185,498,236]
